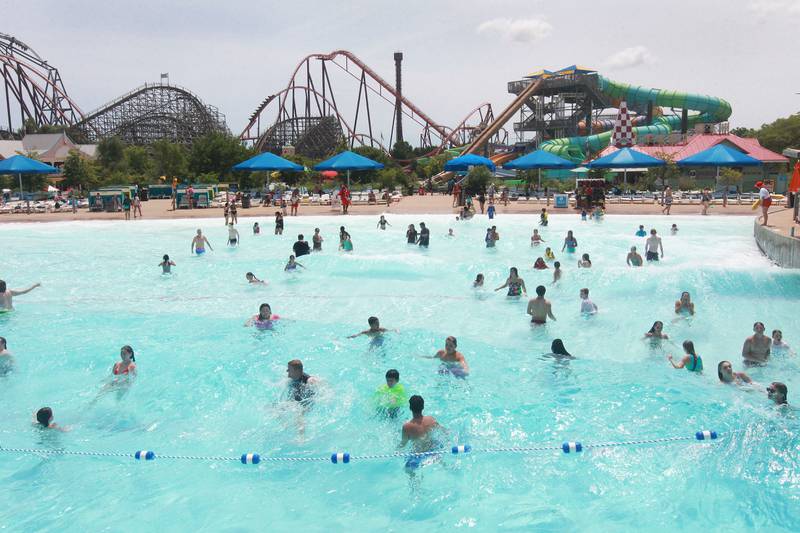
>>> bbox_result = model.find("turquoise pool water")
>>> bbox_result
[1,213,799,531]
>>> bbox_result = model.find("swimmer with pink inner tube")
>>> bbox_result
[423,336,469,377]
[245,303,280,329]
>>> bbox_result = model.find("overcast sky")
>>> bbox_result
[6,0,799,145]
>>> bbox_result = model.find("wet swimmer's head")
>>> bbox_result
[35,407,53,427]
[0,336,6,350]
[163,254,170,262]
[753,321,765,334]
[651,229,657,235]
[196,229,202,236]
[120,345,135,362]
[773,329,783,342]
[767,382,788,405]
[536,285,546,297]
[297,234,304,240]
[287,359,304,380]
[368,316,380,329]
[386,369,399,387]
[445,336,457,351]
[680,292,691,304]
[509,267,519,277]
[649,320,664,334]
[551,339,571,357]
[554,261,560,269]
[682,340,697,356]
[259,303,272,320]
[246,272,255,281]
[718,360,735,383]
[409,394,424,415]
[474,273,484,285]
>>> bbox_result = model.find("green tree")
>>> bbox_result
[718,167,743,206]
[464,166,491,195]
[390,140,414,160]
[730,127,757,138]
[151,140,188,179]
[646,151,680,189]
[124,146,153,177]
[97,136,126,171]
[61,150,93,189]
[189,132,252,181]
[755,113,800,154]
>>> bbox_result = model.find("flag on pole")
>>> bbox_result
[160,73,168,79]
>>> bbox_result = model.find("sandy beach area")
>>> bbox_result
[0,195,780,224]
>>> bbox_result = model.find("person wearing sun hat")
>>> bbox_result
[756,181,772,226]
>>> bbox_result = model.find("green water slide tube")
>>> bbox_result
[540,75,732,162]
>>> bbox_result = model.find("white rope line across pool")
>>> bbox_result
[0,429,725,465]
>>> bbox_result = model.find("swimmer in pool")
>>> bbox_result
[549,339,574,359]
[286,359,317,407]
[245,303,279,328]
[399,395,441,471]
[374,369,407,418]
[742,321,771,366]
[253,222,260,235]
[495,267,527,297]
[245,272,267,285]
[544,247,555,261]
[674,292,695,315]
[33,407,68,431]
[227,223,240,247]
[671,224,678,235]
[552,261,562,284]
[0,279,41,311]
[377,215,391,230]
[191,229,213,254]
[561,230,577,253]
[425,336,469,376]
[717,361,752,385]
[473,274,484,288]
[447,228,455,237]
[626,246,643,267]
[539,208,548,226]
[645,229,663,261]
[312,228,323,252]
[771,330,791,352]
[645,321,669,342]
[112,345,137,377]
[579,288,597,315]
[767,382,788,406]
[577,253,592,268]
[636,225,647,237]
[348,316,394,338]
[533,257,548,270]
[158,254,176,274]
[668,340,703,372]
[527,285,556,324]
[531,229,545,246]
[284,255,306,271]
[0,337,14,374]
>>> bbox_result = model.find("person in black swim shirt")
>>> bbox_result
[417,222,430,247]
[293,234,310,257]
[287,359,317,406]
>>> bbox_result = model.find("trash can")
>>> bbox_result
[242,194,251,208]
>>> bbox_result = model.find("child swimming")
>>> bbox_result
[158,254,175,274]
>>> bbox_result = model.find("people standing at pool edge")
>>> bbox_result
[645,229,663,261]
[0,280,41,311]
[662,186,673,215]
[756,181,772,226]
[742,321,771,366]
[527,285,556,324]
[191,229,213,254]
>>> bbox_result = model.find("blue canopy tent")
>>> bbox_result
[677,144,761,191]
[233,152,304,172]
[588,147,665,190]
[0,155,60,203]
[504,149,577,189]
[444,153,496,172]
[313,150,384,187]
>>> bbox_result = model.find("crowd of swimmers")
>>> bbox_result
[1,209,793,471]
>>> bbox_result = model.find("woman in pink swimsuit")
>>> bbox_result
[113,345,137,376]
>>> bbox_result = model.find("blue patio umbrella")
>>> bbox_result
[504,149,577,189]
[677,143,761,192]
[0,155,60,200]
[233,151,304,172]
[313,150,384,187]
[588,147,664,189]
[444,153,496,172]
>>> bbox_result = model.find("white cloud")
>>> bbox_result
[476,17,552,43]
[748,0,800,19]
[603,46,655,70]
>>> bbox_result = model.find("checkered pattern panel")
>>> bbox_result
[612,101,635,148]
